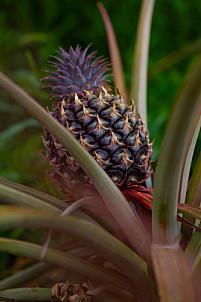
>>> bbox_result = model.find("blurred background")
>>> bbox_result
[0,0,201,274]
[0,0,201,196]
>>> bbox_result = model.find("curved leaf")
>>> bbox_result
[182,150,201,243]
[130,0,155,126]
[152,59,201,244]
[0,245,96,291]
[0,206,151,297]
[0,240,134,295]
[0,263,51,291]
[0,288,51,301]
[0,182,60,213]
[178,204,201,220]
[0,237,137,295]
[185,151,201,269]
[0,71,149,259]
[97,2,127,97]
[0,176,67,210]
[186,150,201,208]
[178,116,201,203]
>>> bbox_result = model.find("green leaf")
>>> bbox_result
[0,263,51,291]
[0,237,136,295]
[152,59,201,244]
[0,288,51,301]
[0,176,67,210]
[0,244,94,291]
[0,182,60,213]
[97,3,127,97]
[0,206,151,298]
[181,150,201,242]
[0,178,103,227]
[0,71,149,260]
[178,116,201,203]
[130,0,155,126]
[186,150,201,207]
[178,204,201,220]
[185,152,201,269]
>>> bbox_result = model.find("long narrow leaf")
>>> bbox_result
[0,288,51,301]
[185,153,201,269]
[185,226,201,272]
[0,71,149,259]
[0,237,136,295]
[0,206,151,297]
[0,246,95,291]
[186,150,201,207]
[178,116,201,203]
[0,288,126,302]
[130,0,155,126]
[0,176,66,210]
[182,151,201,243]
[152,59,201,244]
[97,3,127,97]
[0,182,60,213]
[178,204,201,220]
[0,177,100,226]
[0,263,51,291]
[0,179,115,232]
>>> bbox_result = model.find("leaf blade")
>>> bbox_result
[0,71,149,259]
[152,59,201,244]
[97,2,127,97]
[130,0,155,126]
[0,237,134,294]
[0,288,51,301]
[0,206,151,296]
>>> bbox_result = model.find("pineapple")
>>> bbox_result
[42,45,153,197]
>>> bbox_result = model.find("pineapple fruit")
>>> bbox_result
[42,45,153,197]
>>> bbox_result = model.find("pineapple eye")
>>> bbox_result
[88,97,109,112]
[68,121,82,132]
[75,108,96,126]
[125,132,136,146]
[113,118,124,130]
[106,168,125,185]
[99,133,111,146]
[111,148,133,165]
[139,131,146,143]
[81,134,96,145]
[93,149,108,160]
[99,131,121,146]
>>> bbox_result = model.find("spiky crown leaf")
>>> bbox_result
[42,44,111,99]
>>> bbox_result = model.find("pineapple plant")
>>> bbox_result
[42,45,153,198]
[0,1,201,302]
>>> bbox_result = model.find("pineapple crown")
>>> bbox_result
[42,44,111,100]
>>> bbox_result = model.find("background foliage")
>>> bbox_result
[0,0,201,213]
